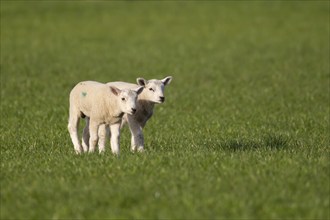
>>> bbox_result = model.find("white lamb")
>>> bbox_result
[82,76,173,152]
[68,81,143,155]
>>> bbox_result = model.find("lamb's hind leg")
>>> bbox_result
[127,116,144,152]
[82,117,90,153]
[68,110,82,154]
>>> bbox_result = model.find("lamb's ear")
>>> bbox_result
[161,76,173,86]
[137,78,147,87]
[135,86,144,95]
[109,86,121,96]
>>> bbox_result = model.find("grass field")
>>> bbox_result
[1,1,329,219]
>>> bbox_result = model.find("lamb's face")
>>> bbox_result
[144,80,165,104]
[118,89,139,115]
[110,86,143,115]
[137,76,173,104]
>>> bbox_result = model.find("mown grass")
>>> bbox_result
[1,1,329,219]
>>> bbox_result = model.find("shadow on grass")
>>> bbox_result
[217,134,290,151]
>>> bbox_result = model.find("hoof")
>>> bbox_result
[82,143,89,153]
[137,147,144,153]
[112,151,120,157]
[131,146,137,152]
[88,148,95,153]
[98,145,106,154]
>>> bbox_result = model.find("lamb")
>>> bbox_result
[68,81,143,155]
[82,76,173,152]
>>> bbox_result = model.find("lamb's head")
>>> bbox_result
[110,86,143,115]
[136,76,172,104]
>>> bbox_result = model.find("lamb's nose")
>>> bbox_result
[160,96,165,102]
[131,108,137,113]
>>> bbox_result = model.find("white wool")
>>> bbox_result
[68,81,142,154]
[106,81,154,127]
[83,76,173,152]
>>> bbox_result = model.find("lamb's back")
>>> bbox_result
[70,81,109,116]
[107,81,140,90]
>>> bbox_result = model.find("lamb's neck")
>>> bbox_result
[138,92,155,111]
[105,95,123,119]
[138,98,155,113]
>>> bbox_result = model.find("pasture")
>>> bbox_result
[1,1,329,219]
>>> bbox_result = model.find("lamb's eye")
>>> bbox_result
[121,98,126,101]
[149,88,154,92]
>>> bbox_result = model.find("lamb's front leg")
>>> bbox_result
[127,116,144,152]
[97,124,107,153]
[88,120,99,153]
[109,123,121,155]
[68,112,82,154]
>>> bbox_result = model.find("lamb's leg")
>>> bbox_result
[88,120,99,153]
[109,123,121,155]
[82,117,90,152]
[98,124,107,153]
[127,116,144,152]
[120,114,128,129]
[68,109,82,154]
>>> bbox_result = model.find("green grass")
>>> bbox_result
[1,1,329,219]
